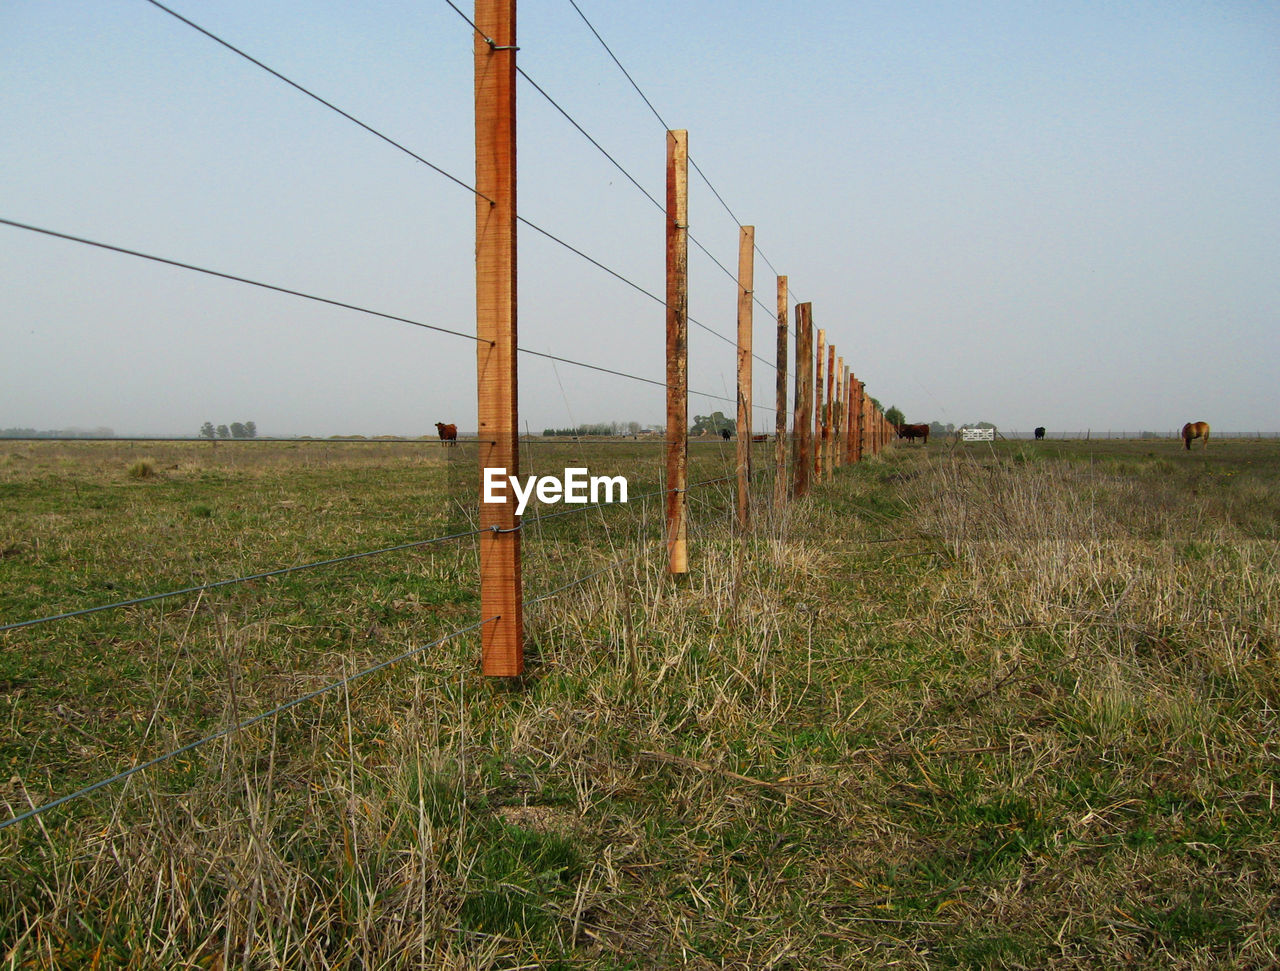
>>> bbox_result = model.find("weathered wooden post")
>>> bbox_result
[844,367,854,464]
[792,303,813,498]
[814,327,825,481]
[736,225,754,530]
[475,0,521,676]
[859,382,869,460]
[824,344,836,480]
[840,364,850,468]
[774,276,788,508]
[834,354,844,470]
[665,129,689,573]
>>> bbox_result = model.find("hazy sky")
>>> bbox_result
[3,1,1277,437]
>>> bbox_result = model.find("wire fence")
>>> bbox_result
[999,430,1279,441]
[0,0,878,832]
[0,446,778,830]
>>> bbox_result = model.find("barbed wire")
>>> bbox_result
[440,0,486,43]
[513,215,764,370]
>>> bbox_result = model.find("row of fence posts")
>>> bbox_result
[473,0,891,676]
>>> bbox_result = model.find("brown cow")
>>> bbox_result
[751,434,768,443]
[434,422,458,446]
[895,423,930,444]
[1182,421,1209,451]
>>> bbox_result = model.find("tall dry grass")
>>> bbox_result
[2,438,1278,968]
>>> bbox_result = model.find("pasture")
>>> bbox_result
[1,436,1278,968]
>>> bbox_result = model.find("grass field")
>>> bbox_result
[1,436,1277,968]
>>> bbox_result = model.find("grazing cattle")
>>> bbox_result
[751,434,768,443]
[720,428,731,441]
[895,423,930,444]
[1182,421,1210,451]
[434,422,458,446]
[1034,427,1046,440]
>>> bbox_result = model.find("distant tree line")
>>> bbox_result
[0,427,115,438]
[690,412,735,436]
[200,421,257,440]
[542,421,644,437]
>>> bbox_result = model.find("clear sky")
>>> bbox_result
[3,0,1277,438]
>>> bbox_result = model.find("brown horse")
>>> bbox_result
[1181,421,1209,450]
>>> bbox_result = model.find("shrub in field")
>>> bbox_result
[127,458,156,479]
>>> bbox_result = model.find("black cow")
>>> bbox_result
[1034,427,1045,440]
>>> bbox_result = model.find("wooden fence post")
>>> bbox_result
[774,276,788,508]
[843,367,854,464]
[475,0,521,677]
[839,365,849,468]
[814,327,825,481]
[859,382,869,460]
[665,129,689,573]
[824,343,836,480]
[849,379,858,462]
[792,303,813,498]
[834,354,844,470]
[736,225,754,530]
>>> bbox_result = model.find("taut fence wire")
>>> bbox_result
[1,0,895,831]
[0,616,497,831]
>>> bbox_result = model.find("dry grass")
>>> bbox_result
[1,437,1278,968]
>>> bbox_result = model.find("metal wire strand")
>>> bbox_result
[0,452,789,832]
[516,66,664,214]
[143,0,762,363]
[0,218,777,414]
[143,0,798,382]
[0,616,498,832]
[144,0,492,202]
[526,563,619,604]
[0,526,488,634]
[0,218,486,345]
[515,60,777,371]
[565,0,800,335]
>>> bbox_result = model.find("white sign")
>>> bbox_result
[483,467,628,516]
[961,427,995,442]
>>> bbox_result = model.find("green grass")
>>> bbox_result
[1,436,1279,967]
